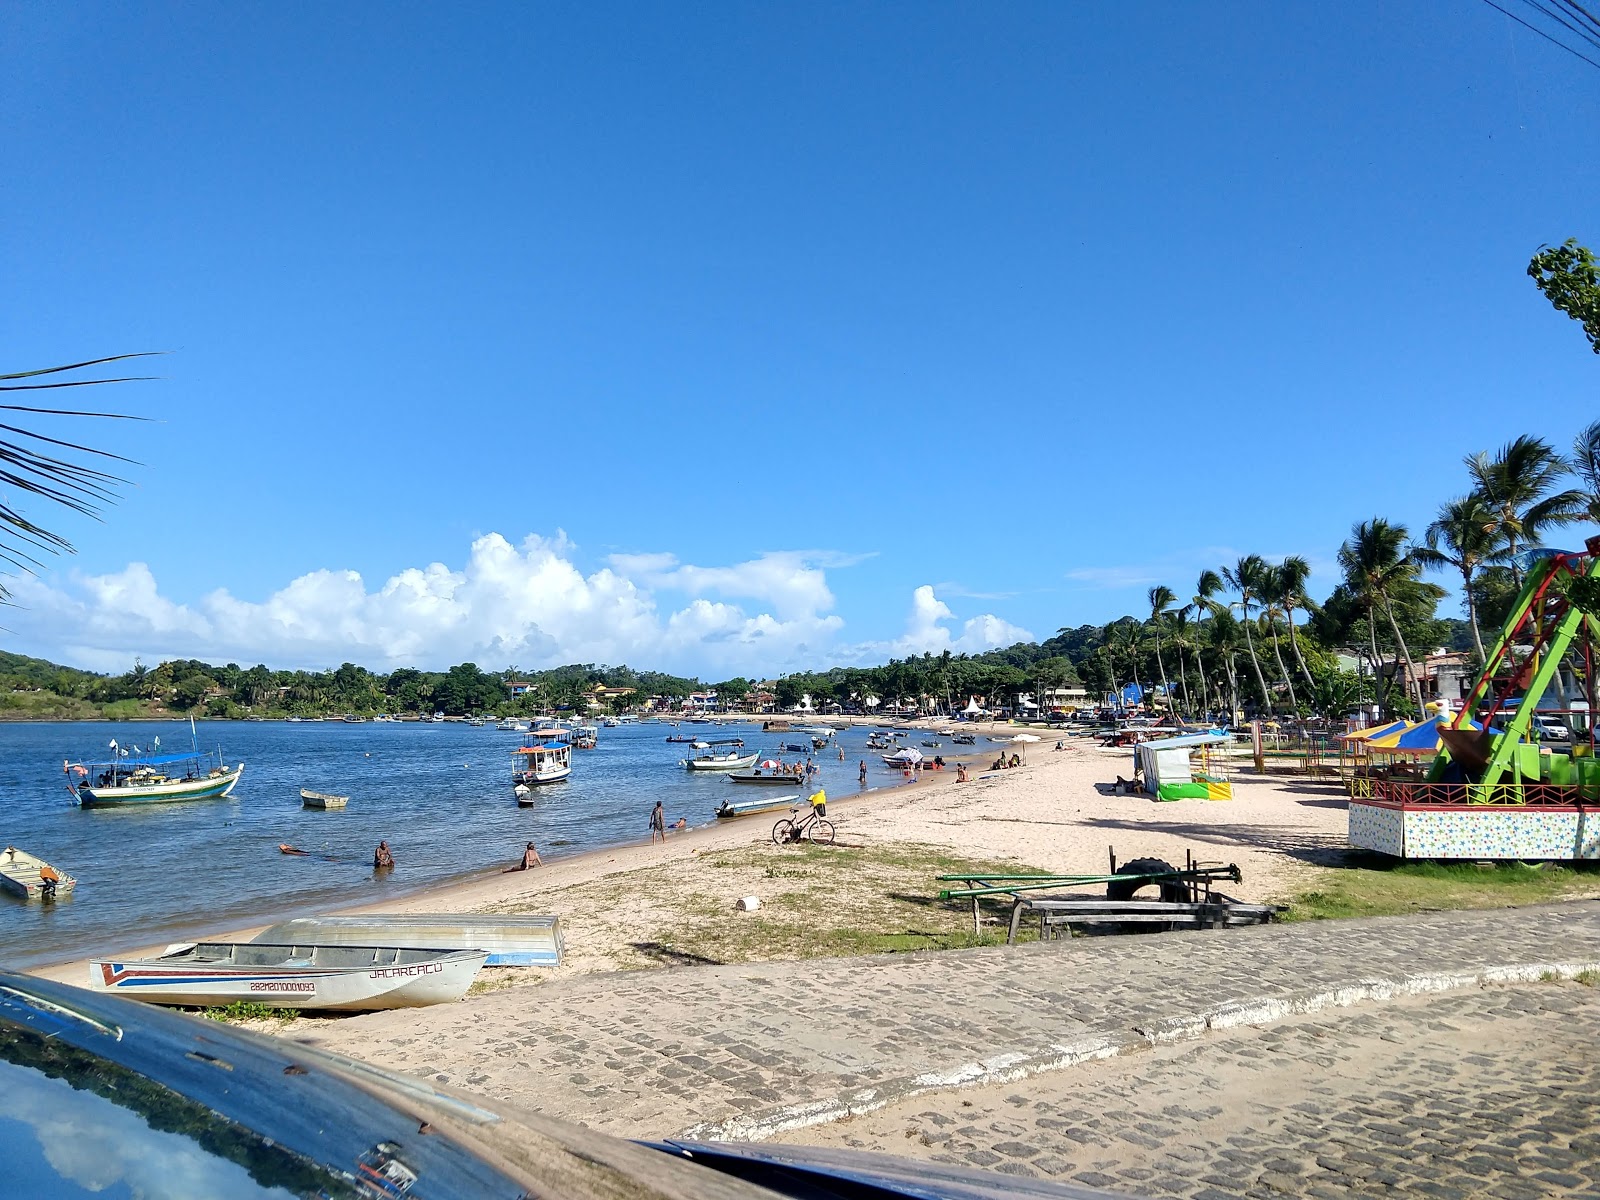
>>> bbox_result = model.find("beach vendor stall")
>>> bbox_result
[1135,733,1233,801]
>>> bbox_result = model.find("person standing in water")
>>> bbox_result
[858,759,868,785]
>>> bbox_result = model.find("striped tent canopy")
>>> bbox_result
[1338,719,1408,744]
[1367,714,1479,755]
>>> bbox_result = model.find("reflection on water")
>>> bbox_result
[0,720,914,967]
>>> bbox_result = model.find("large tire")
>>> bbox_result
[1106,858,1190,903]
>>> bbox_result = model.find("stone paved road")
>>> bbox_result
[295,901,1600,1145]
[778,981,1600,1200]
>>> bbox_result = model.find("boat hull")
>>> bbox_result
[0,848,76,900]
[253,915,564,967]
[300,789,348,809]
[716,795,801,820]
[88,943,486,1011]
[727,771,811,785]
[684,753,759,772]
[79,764,245,807]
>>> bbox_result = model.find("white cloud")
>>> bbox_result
[7,534,1025,678]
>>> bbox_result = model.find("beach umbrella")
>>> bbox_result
[759,759,781,769]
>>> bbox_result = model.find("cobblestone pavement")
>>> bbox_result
[295,900,1600,1148]
[778,981,1600,1200]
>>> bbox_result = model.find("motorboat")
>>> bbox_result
[66,744,244,808]
[88,942,487,1011]
[727,759,811,784]
[252,914,563,967]
[0,846,75,900]
[715,794,801,820]
[512,742,572,790]
[681,740,759,771]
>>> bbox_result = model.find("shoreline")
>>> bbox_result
[28,739,982,986]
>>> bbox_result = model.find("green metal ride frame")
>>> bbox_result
[1428,543,1600,801]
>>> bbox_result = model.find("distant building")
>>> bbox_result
[505,680,537,698]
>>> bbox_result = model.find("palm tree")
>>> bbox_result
[1221,556,1272,713]
[1146,585,1176,715]
[1572,419,1600,525]
[1166,607,1197,717]
[1206,609,1243,721]
[1257,563,1298,711]
[1338,518,1426,716]
[1186,570,1223,719]
[1412,494,1501,664]
[1274,556,1318,690]
[0,355,151,597]
[1466,435,1586,582]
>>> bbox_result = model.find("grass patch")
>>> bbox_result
[1281,854,1600,922]
[199,1000,300,1023]
[467,970,536,997]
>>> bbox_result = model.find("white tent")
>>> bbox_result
[962,697,985,716]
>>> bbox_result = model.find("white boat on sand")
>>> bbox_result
[253,914,564,967]
[0,846,76,900]
[88,942,487,1011]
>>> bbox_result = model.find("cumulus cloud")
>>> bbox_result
[6,535,1031,677]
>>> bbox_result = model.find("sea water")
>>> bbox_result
[0,719,934,969]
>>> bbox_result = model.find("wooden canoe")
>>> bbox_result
[0,846,76,900]
[300,789,349,809]
[252,914,564,967]
[89,942,487,1010]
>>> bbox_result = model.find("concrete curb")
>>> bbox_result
[678,959,1600,1143]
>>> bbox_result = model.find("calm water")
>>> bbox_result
[0,719,931,969]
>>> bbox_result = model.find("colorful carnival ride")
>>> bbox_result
[1348,537,1600,860]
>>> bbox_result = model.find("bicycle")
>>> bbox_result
[771,804,835,846]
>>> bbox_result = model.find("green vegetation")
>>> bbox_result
[199,1000,301,1023]
[1528,238,1600,355]
[1282,856,1600,922]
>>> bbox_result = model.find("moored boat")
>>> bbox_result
[66,745,244,807]
[681,739,759,771]
[727,757,812,784]
[88,942,487,1011]
[300,789,348,809]
[252,914,564,967]
[512,741,572,790]
[715,793,801,820]
[0,846,76,900]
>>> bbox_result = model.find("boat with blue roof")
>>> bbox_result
[65,740,244,807]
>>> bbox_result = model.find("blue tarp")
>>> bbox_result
[72,750,214,768]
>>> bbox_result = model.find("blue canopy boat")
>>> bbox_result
[66,741,244,807]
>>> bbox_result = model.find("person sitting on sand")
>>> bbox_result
[516,841,543,870]
[673,816,687,830]
[1055,740,1065,751]
[374,840,395,869]
[956,763,969,782]
[992,756,1006,771]
[1009,753,1021,769]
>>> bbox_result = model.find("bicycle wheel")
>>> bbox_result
[771,819,797,846]
[807,819,835,845]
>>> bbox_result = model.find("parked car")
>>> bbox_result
[1536,715,1572,742]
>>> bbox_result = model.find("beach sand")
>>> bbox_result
[32,726,1348,987]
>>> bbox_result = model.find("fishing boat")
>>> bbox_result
[952,733,976,745]
[601,716,621,728]
[88,943,488,1011]
[300,789,348,810]
[727,759,811,784]
[496,718,528,732]
[512,742,572,788]
[665,734,699,743]
[0,846,76,900]
[681,740,759,772]
[252,914,564,967]
[574,724,599,750]
[715,793,801,820]
[66,741,244,808]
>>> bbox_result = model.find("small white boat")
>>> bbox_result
[253,914,564,967]
[0,846,76,900]
[513,741,572,790]
[681,740,759,772]
[716,794,801,820]
[89,942,488,1010]
[300,789,348,810]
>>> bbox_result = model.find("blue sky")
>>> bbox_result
[3,2,1596,676]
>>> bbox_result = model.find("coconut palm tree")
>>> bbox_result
[1338,518,1426,716]
[1186,569,1223,719]
[1166,607,1197,717]
[0,355,151,597]
[1146,585,1176,715]
[1466,435,1586,582]
[1412,494,1502,664]
[1572,419,1600,526]
[1274,555,1318,690]
[1205,608,1243,721]
[1257,563,1298,711]
[1221,555,1272,713]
